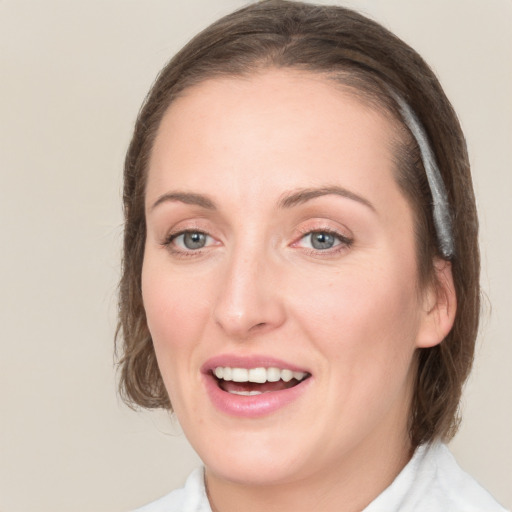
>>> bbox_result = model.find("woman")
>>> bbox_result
[117,1,507,510]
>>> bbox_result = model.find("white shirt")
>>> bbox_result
[133,443,508,512]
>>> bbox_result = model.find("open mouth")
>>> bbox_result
[212,366,311,396]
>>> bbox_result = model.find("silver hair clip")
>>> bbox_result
[389,91,455,259]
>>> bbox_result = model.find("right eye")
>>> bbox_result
[168,230,214,251]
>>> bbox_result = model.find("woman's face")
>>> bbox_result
[142,70,443,486]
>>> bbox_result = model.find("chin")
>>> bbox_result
[204,446,309,487]
[185,415,315,485]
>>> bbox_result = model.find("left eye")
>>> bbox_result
[299,231,344,250]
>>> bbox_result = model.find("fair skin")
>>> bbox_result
[142,70,456,512]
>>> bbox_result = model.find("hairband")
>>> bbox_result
[390,91,455,259]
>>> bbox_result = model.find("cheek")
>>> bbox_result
[141,256,214,408]
[288,258,422,368]
[290,259,421,430]
[142,257,208,345]
[141,262,215,421]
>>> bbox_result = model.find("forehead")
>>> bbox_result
[150,70,397,173]
[147,69,404,214]
[154,69,397,146]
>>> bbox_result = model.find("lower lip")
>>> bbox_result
[203,374,312,418]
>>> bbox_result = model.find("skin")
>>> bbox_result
[142,70,456,512]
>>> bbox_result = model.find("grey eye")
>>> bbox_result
[309,232,336,250]
[182,232,207,250]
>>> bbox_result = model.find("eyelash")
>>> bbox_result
[294,228,354,256]
[162,229,214,258]
[162,227,353,258]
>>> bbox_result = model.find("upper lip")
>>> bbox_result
[201,354,310,374]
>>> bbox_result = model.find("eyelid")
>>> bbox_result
[159,219,353,257]
[168,230,214,248]
[291,222,354,254]
[161,226,221,258]
[160,217,217,245]
[295,230,352,246]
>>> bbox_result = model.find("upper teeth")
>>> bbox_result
[213,367,307,383]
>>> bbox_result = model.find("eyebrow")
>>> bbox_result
[151,192,217,211]
[150,185,376,213]
[278,186,376,212]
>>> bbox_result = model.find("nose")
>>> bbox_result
[213,247,286,339]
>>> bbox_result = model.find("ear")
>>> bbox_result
[416,259,457,348]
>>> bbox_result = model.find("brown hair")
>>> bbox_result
[117,0,480,447]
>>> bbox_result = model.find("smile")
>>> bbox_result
[203,358,312,417]
[213,366,309,396]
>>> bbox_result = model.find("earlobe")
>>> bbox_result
[416,259,457,348]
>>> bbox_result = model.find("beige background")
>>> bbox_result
[0,1,510,510]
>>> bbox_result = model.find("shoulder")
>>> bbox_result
[365,443,508,512]
[131,468,211,512]
[427,444,507,510]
